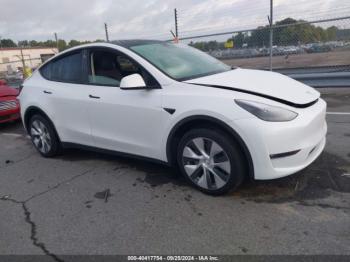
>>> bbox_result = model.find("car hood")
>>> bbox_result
[186,68,320,107]
[0,84,19,97]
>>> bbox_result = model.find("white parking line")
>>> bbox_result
[326,112,350,115]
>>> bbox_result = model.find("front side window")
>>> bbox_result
[88,50,141,86]
[40,51,83,83]
[129,42,231,81]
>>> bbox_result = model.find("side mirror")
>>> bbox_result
[120,74,147,90]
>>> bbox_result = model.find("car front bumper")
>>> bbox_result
[0,109,20,123]
[230,98,327,180]
[0,99,20,124]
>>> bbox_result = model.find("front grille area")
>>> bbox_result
[0,100,18,111]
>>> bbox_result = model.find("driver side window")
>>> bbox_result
[88,50,140,86]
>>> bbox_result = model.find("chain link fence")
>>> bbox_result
[0,48,57,87]
[1,16,349,87]
[180,16,350,75]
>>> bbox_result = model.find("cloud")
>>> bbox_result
[0,0,348,42]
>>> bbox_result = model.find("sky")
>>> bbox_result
[0,0,349,42]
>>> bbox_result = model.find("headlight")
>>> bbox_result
[235,99,298,122]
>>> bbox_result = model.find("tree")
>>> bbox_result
[68,39,81,47]
[232,32,245,48]
[29,40,39,47]
[326,26,337,41]
[57,39,67,51]
[0,38,17,47]
[42,40,56,48]
[18,40,29,47]
[248,26,269,47]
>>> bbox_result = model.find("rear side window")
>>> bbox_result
[40,51,83,83]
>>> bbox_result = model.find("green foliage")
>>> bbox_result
[0,38,106,51]
[0,38,17,47]
[191,17,344,51]
[232,32,245,48]
[189,40,224,51]
[57,39,67,51]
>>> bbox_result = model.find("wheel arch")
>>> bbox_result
[23,106,61,142]
[166,115,254,179]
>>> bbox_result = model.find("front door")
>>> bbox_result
[86,48,164,159]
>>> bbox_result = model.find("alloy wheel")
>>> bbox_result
[30,119,52,154]
[182,137,231,190]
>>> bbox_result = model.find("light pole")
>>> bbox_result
[105,23,109,42]
[54,33,58,52]
[268,0,273,71]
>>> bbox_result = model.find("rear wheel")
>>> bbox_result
[29,115,60,157]
[176,128,245,195]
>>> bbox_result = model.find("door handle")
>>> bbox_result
[89,94,100,99]
[43,90,52,94]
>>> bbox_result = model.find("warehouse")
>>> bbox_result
[0,47,58,74]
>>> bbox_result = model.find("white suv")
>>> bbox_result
[19,40,327,195]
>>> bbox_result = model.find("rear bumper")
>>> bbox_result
[230,98,327,180]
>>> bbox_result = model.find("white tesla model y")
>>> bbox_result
[19,40,327,195]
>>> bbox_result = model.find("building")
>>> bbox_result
[0,47,58,74]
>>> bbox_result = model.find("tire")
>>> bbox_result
[29,114,60,157]
[176,128,245,195]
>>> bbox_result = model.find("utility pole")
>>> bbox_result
[54,32,58,52]
[268,0,273,71]
[105,23,109,42]
[19,44,26,72]
[174,8,178,38]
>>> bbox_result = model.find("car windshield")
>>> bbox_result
[129,42,231,81]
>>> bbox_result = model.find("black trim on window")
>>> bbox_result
[39,50,85,85]
[38,46,161,89]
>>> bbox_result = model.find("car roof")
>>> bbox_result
[37,39,167,69]
[111,39,165,48]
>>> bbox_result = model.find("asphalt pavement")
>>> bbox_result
[0,88,349,259]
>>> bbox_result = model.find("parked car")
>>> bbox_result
[18,40,327,195]
[0,80,20,123]
[5,70,23,82]
[305,43,332,53]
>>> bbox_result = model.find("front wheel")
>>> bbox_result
[176,128,245,195]
[29,115,60,157]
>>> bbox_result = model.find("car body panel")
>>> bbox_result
[0,82,20,123]
[186,68,320,105]
[19,73,93,146]
[87,85,164,159]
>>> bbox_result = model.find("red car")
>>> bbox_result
[0,80,20,123]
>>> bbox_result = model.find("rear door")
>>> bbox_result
[39,50,93,146]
